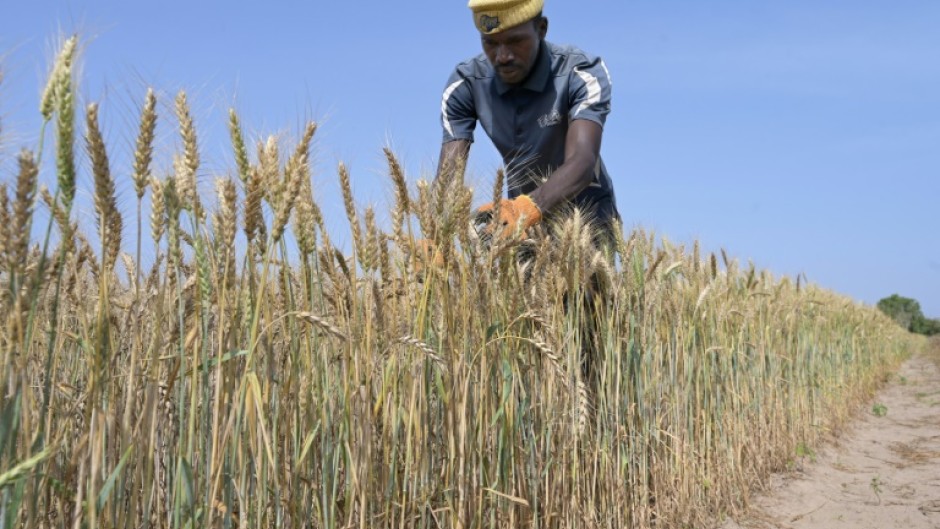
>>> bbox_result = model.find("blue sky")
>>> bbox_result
[1,1,938,316]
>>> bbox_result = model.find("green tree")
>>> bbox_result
[877,294,940,336]
[913,315,940,336]
[878,294,923,330]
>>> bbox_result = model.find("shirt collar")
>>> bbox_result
[494,40,551,96]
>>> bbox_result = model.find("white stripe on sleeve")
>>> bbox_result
[573,67,602,117]
[600,59,613,88]
[441,79,466,139]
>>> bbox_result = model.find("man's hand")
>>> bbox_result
[477,195,542,239]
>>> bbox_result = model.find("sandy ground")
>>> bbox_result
[719,355,940,529]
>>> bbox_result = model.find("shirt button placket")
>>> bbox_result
[515,105,524,138]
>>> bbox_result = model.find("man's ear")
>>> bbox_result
[537,17,549,39]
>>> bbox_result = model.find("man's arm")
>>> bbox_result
[527,119,602,213]
[526,53,612,215]
[436,67,475,189]
[435,139,472,185]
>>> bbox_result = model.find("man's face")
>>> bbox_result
[481,18,548,85]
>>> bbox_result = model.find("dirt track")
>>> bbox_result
[719,354,940,529]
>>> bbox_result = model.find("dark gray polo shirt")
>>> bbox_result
[441,40,619,222]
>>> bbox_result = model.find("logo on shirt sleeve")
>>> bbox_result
[538,109,562,129]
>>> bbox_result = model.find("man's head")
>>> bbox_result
[469,0,548,85]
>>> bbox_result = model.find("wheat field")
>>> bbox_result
[0,36,924,529]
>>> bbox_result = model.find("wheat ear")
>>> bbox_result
[384,148,410,246]
[273,122,316,243]
[338,162,362,258]
[86,103,122,270]
[397,336,446,368]
[0,185,9,272]
[414,179,434,240]
[11,150,38,275]
[132,89,157,200]
[213,178,237,290]
[490,167,505,217]
[258,135,280,205]
[293,168,320,257]
[243,166,264,250]
[361,206,379,272]
[55,61,76,209]
[646,249,666,282]
[150,177,166,245]
[297,312,348,341]
[41,187,75,257]
[228,109,252,185]
[174,91,200,214]
[40,35,77,121]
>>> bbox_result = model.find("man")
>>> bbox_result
[436,0,619,385]
[438,0,619,238]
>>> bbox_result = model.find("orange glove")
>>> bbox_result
[477,195,542,239]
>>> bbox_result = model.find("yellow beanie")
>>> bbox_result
[468,0,544,34]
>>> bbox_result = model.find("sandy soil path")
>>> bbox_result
[720,355,940,529]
